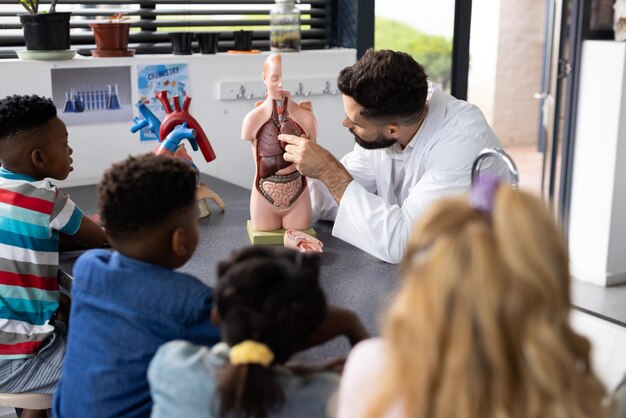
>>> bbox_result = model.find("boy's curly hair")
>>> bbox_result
[0,95,57,141]
[337,49,428,123]
[98,153,197,238]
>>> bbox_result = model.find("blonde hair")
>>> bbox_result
[366,186,608,418]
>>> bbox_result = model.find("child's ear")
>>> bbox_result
[170,227,188,258]
[31,148,46,168]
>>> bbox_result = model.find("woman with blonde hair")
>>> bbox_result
[337,176,608,418]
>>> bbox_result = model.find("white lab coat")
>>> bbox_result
[309,86,501,263]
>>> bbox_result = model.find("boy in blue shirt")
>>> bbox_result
[0,94,106,418]
[53,154,220,418]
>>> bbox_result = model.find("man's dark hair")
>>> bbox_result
[97,153,197,238]
[337,48,428,123]
[215,246,327,418]
[0,95,57,141]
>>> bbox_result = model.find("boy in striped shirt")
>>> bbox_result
[0,95,106,416]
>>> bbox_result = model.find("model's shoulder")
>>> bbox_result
[244,99,273,119]
[242,101,273,138]
[288,100,315,119]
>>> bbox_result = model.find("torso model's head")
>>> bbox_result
[0,94,74,181]
[262,53,284,101]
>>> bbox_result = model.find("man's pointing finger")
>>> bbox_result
[278,134,303,145]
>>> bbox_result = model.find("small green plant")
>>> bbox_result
[19,0,58,14]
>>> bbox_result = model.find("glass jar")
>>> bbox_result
[270,0,301,52]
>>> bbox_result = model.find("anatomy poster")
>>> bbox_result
[51,66,133,126]
[136,63,190,141]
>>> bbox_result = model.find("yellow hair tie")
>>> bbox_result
[229,340,274,367]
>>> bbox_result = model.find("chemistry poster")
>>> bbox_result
[51,66,133,126]
[136,63,190,141]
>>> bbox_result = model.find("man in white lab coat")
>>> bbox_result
[279,49,501,263]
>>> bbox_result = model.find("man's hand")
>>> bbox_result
[279,134,333,178]
[279,134,353,203]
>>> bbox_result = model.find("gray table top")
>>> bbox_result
[59,174,401,361]
[59,175,626,362]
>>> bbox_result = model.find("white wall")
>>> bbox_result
[0,49,357,189]
[569,41,626,286]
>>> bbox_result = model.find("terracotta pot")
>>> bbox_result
[19,12,71,51]
[90,22,131,51]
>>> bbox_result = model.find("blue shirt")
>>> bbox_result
[53,250,220,418]
[149,341,339,418]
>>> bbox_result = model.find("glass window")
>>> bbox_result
[374,1,454,93]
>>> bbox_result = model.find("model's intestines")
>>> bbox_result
[258,170,304,207]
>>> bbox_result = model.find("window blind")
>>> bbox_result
[0,0,330,58]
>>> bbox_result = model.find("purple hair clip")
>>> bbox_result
[469,173,500,215]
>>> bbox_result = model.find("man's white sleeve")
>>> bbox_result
[308,178,338,222]
[332,135,488,264]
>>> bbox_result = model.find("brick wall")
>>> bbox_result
[492,0,546,146]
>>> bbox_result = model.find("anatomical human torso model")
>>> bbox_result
[242,53,317,231]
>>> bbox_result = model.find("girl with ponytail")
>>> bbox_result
[149,246,366,418]
[337,176,609,418]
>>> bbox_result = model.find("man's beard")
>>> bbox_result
[350,128,397,150]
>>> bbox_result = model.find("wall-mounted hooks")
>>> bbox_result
[219,77,338,101]
[294,82,311,97]
[233,85,255,100]
[322,81,339,95]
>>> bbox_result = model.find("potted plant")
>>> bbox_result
[90,13,134,57]
[18,0,71,51]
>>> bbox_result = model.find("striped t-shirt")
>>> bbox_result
[0,167,82,359]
